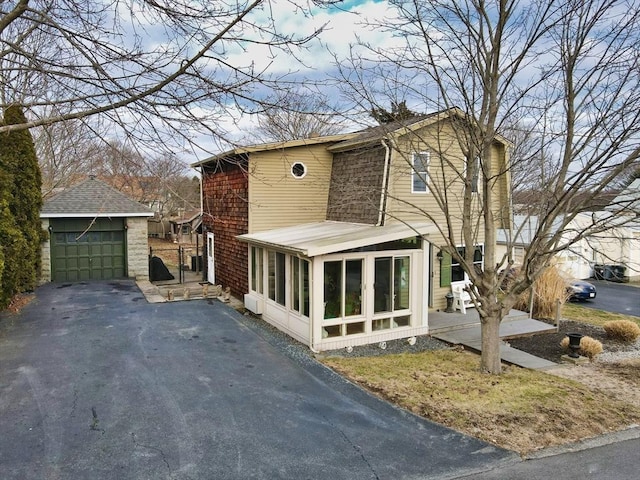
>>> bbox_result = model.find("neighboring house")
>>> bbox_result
[193,108,511,351]
[169,210,202,243]
[606,178,640,214]
[497,211,640,282]
[40,177,154,282]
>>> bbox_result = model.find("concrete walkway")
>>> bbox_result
[432,317,558,370]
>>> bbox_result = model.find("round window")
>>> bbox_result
[291,162,307,179]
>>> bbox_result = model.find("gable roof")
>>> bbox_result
[327,107,511,152]
[191,133,360,168]
[192,107,512,168]
[41,177,154,218]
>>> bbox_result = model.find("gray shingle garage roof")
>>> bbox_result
[41,177,154,218]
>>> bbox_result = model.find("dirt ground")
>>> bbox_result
[148,237,201,268]
[508,320,640,408]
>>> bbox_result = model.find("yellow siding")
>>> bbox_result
[248,144,334,233]
[491,142,512,230]
[385,121,476,244]
[382,121,511,311]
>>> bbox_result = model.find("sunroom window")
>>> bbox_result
[251,246,263,294]
[374,256,410,313]
[323,259,363,319]
[268,251,285,306]
[291,257,310,317]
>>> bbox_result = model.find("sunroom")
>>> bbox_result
[237,221,437,352]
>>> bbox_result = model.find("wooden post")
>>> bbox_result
[528,287,535,319]
[555,299,562,332]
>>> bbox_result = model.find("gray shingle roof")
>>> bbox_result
[41,177,154,218]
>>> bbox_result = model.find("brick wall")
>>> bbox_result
[327,145,386,224]
[202,160,249,298]
[126,217,150,280]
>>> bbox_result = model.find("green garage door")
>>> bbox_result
[50,218,126,282]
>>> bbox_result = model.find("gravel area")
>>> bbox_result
[317,335,451,358]
[507,319,640,363]
[237,305,638,364]
[235,308,450,360]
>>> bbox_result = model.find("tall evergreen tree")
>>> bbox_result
[0,167,28,307]
[0,105,43,305]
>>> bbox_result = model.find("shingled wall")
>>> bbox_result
[326,144,387,225]
[202,160,249,298]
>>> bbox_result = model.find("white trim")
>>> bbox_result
[290,161,307,179]
[313,325,430,352]
[237,221,437,258]
[411,151,430,194]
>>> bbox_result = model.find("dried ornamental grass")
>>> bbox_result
[514,265,568,319]
[603,320,640,343]
[560,335,603,361]
[579,336,603,360]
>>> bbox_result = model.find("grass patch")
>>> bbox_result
[562,303,640,327]
[322,349,640,455]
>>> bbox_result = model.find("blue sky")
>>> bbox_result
[188,0,398,158]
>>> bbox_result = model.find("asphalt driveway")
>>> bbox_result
[572,280,639,317]
[0,281,515,479]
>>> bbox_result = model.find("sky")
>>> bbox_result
[185,0,398,162]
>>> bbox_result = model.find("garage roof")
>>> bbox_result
[237,221,437,257]
[41,177,154,218]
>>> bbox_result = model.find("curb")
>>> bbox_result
[523,424,640,460]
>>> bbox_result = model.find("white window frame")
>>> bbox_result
[451,244,484,283]
[291,161,307,179]
[411,152,430,194]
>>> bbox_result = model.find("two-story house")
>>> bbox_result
[193,108,511,351]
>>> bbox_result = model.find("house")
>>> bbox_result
[40,177,154,282]
[497,211,640,282]
[500,179,640,282]
[169,210,202,243]
[193,108,511,351]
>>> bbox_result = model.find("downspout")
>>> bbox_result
[197,165,204,218]
[378,139,391,226]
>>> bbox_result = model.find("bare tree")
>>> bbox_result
[336,0,640,373]
[35,118,103,198]
[0,0,329,154]
[252,89,348,142]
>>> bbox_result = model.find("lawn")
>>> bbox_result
[321,305,640,456]
[562,302,640,327]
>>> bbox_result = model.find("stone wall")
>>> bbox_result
[126,217,150,280]
[39,218,51,284]
[202,160,249,298]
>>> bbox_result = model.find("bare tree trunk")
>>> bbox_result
[480,304,503,374]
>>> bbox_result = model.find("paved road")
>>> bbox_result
[0,281,514,480]
[572,280,639,317]
[453,435,640,480]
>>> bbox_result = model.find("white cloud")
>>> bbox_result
[219,1,400,75]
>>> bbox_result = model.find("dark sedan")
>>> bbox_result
[568,279,597,301]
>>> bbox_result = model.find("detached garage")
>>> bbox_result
[40,177,154,283]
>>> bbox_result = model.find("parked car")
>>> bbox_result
[568,279,597,301]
